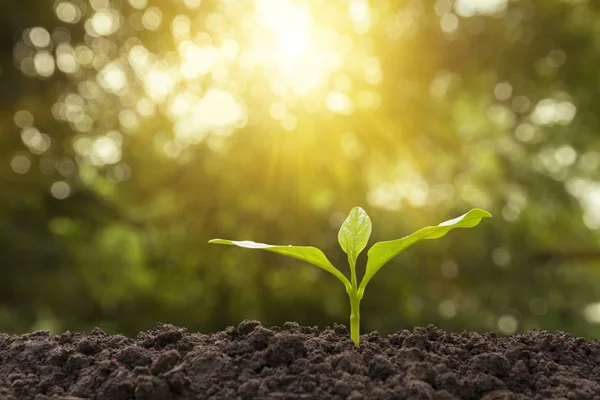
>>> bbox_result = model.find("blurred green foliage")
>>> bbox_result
[2,0,600,339]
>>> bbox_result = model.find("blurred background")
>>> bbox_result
[1,0,600,339]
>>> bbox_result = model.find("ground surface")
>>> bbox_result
[0,321,599,399]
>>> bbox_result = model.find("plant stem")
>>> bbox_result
[349,291,361,346]
[347,257,361,346]
[349,257,357,291]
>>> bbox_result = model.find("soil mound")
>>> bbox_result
[1,321,598,399]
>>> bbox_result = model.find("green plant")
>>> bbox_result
[209,207,491,346]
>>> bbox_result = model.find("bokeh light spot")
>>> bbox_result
[455,0,508,17]
[441,260,459,279]
[90,10,122,36]
[326,92,354,115]
[14,110,34,128]
[440,13,459,33]
[179,42,217,79]
[10,154,31,174]
[56,44,79,74]
[438,300,457,319]
[529,299,548,316]
[280,114,297,131]
[584,302,600,324]
[98,61,128,94]
[531,98,577,126]
[348,0,373,34]
[34,52,55,77]
[29,27,51,48]
[21,128,51,154]
[90,134,122,166]
[144,69,176,103]
[494,81,513,101]
[128,0,148,9]
[491,247,511,267]
[269,102,287,121]
[55,2,82,24]
[50,181,72,200]
[171,15,191,41]
[183,0,202,9]
[497,315,518,334]
[195,90,244,128]
[142,7,163,31]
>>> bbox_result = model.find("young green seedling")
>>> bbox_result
[209,207,491,346]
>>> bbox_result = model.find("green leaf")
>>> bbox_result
[208,239,351,290]
[338,207,372,267]
[358,208,491,296]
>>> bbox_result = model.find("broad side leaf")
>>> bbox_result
[358,208,491,296]
[209,239,351,290]
[337,207,372,267]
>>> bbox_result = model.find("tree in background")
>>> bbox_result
[1,0,600,338]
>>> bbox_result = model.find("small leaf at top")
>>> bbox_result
[338,207,372,267]
[358,208,491,297]
[209,239,351,290]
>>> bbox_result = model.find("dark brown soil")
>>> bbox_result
[1,321,599,399]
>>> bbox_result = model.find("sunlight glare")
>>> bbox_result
[20,1,382,161]
[248,0,349,97]
[254,0,312,58]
